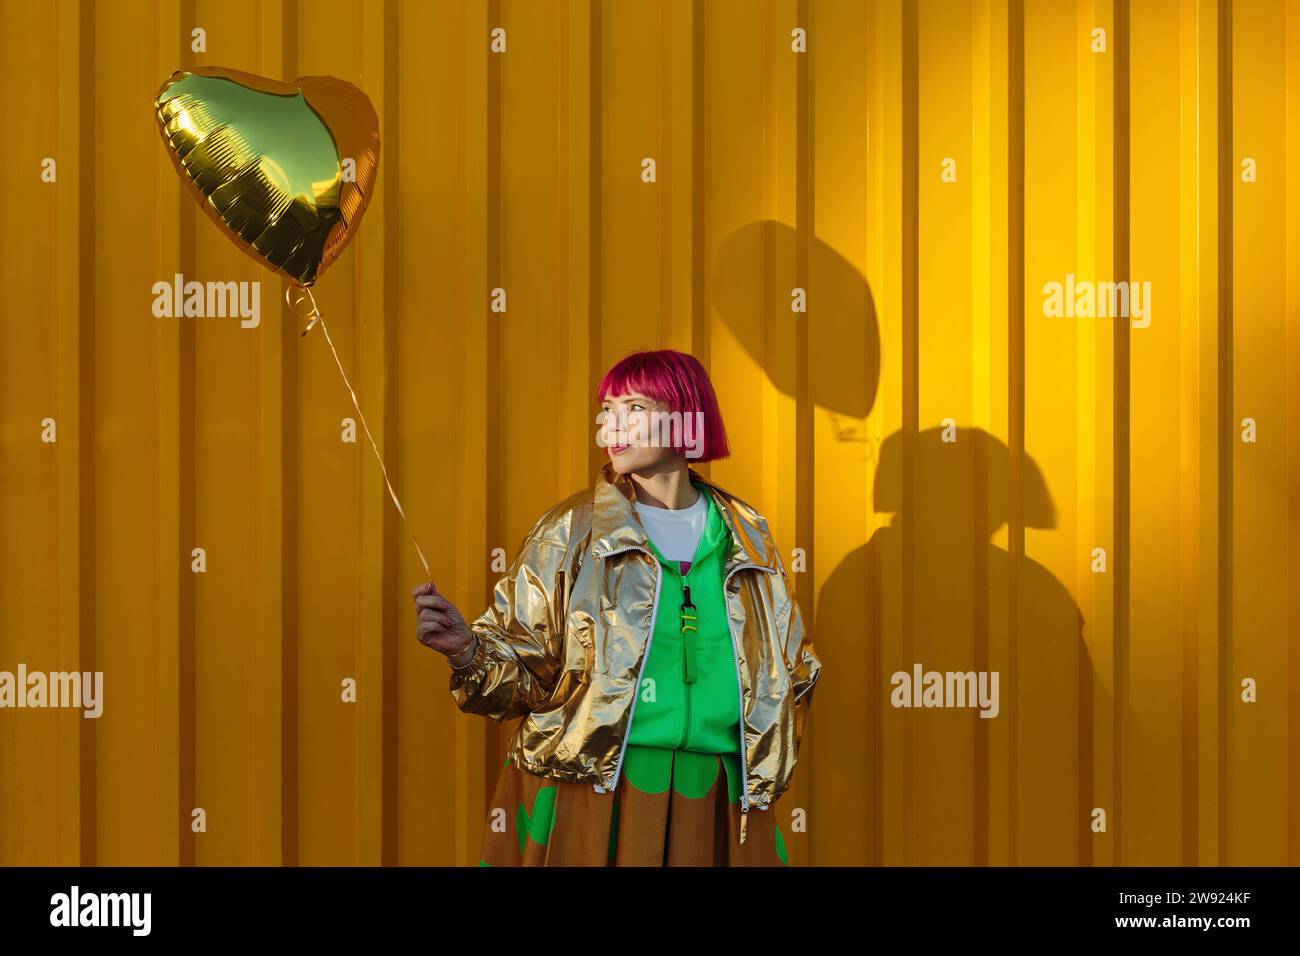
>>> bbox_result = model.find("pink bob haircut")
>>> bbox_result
[596,349,731,463]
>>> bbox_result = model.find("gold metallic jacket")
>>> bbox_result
[449,463,822,842]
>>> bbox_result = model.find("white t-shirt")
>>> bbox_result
[634,489,708,564]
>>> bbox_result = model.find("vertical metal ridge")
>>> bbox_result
[1215,0,1232,866]
[156,0,200,868]
[379,0,402,866]
[55,0,98,867]
[1287,0,1300,871]
[659,0,671,345]
[868,0,884,869]
[971,0,992,868]
[557,0,576,489]
[1112,0,1131,869]
[1178,0,1199,869]
[1075,0,1097,868]
[900,0,918,867]
[454,0,492,866]
[179,1,199,868]
[795,0,816,863]
[690,0,708,399]
[280,0,301,870]
[357,0,384,865]
[75,0,98,867]
[252,0,297,868]
[559,0,597,490]
[153,0,180,868]
[975,408,990,865]
[251,0,276,868]
[485,0,505,781]
[794,6,813,602]
[1006,0,1024,868]
[589,0,604,478]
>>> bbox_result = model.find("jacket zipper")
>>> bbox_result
[680,580,696,750]
[593,544,662,799]
[597,546,778,850]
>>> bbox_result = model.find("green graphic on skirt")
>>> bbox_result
[516,784,558,857]
[481,748,787,866]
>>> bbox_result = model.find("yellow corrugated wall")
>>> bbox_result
[0,0,1297,866]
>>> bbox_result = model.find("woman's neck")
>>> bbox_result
[629,460,699,510]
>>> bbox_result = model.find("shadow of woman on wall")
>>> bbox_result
[853,426,1130,865]
[712,219,1133,866]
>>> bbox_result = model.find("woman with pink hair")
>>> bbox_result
[412,349,821,866]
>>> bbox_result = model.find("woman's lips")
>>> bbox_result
[608,444,628,455]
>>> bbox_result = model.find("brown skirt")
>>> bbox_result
[478,744,788,866]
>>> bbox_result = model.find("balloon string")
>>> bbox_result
[288,285,431,579]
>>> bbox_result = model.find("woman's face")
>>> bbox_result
[598,391,679,475]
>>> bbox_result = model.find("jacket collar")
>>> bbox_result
[590,462,780,575]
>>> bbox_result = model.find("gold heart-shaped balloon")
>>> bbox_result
[154,66,380,287]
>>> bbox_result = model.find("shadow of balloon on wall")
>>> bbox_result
[710,219,880,423]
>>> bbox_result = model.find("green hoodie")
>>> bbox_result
[625,482,742,754]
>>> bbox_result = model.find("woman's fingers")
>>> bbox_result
[416,616,456,637]
[416,619,460,650]
[414,593,465,624]
[417,607,455,627]
[412,583,471,656]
